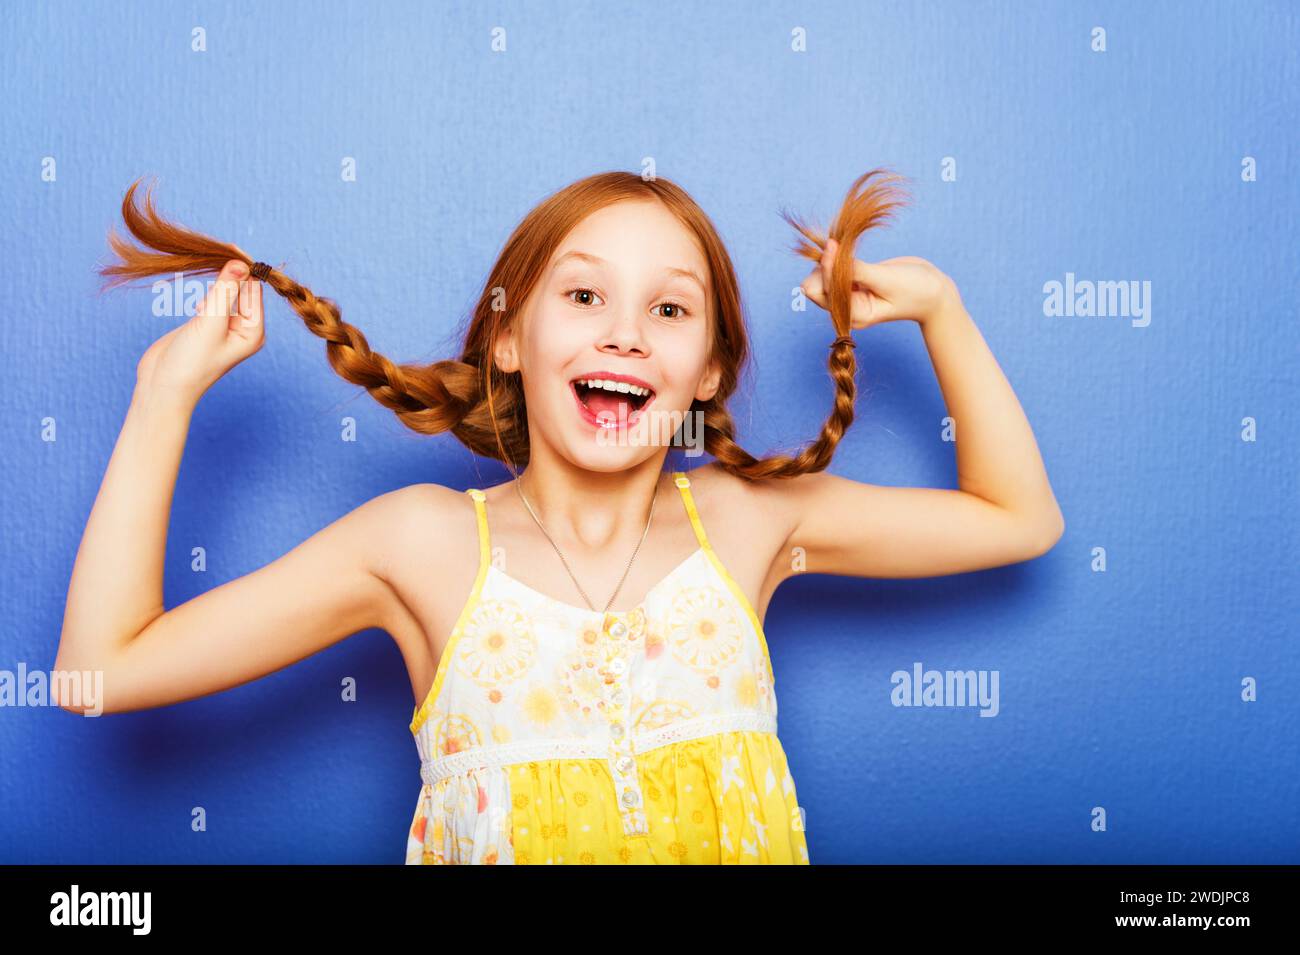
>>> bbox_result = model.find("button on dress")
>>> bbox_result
[406,471,810,864]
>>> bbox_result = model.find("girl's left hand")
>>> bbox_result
[801,238,961,329]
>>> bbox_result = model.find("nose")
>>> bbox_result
[598,311,648,356]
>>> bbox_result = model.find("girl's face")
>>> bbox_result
[497,199,721,471]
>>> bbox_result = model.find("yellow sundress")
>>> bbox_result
[406,470,810,864]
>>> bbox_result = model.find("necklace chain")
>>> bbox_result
[514,473,660,614]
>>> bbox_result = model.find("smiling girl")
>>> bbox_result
[55,168,1063,864]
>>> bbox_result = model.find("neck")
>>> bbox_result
[513,448,674,552]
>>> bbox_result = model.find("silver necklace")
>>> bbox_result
[514,473,660,614]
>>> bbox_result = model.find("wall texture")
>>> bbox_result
[1,0,1295,863]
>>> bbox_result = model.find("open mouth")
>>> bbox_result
[570,376,656,429]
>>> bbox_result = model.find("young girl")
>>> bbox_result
[56,168,1063,865]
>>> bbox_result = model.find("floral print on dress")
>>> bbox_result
[406,472,809,865]
[631,698,697,733]
[667,585,745,677]
[457,599,537,689]
[430,713,483,759]
[558,650,612,720]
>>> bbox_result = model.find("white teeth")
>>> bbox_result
[576,378,651,398]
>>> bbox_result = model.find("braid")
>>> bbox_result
[96,176,503,453]
[256,267,470,427]
[709,167,910,482]
[97,169,909,480]
[262,266,533,461]
[704,335,859,480]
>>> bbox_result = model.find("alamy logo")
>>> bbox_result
[1,665,102,715]
[1042,272,1151,327]
[890,662,1000,717]
[49,885,151,935]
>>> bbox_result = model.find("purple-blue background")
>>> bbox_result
[2,0,1296,863]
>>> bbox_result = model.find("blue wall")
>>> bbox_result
[1,0,1295,864]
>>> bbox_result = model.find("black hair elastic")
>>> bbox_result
[830,335,856,349]
[249,261,273,281]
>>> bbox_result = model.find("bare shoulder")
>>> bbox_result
[682,462,844,588]
[364,482,480,569]
[681,460,815,531]
[349,481,482,669]
[343,480,486,623]
[342,482,467,568]
[367,481,466,518]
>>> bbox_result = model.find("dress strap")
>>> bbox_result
[409,488,492,736]
[670,470,778,690]
[465,488,491,572]
[671,471,712,552]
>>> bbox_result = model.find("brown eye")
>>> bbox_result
[566,288,602,307]
[656,301,689,320]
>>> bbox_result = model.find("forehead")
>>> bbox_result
[550,200,708,285]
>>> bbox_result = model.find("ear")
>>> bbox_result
[493,320,521,374]
[695,355,722,403]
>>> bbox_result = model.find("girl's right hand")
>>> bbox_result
[135,259,264,403]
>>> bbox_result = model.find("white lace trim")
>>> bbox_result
[419,711,778,785]
[420,738,608,784]
[631,710,777,753]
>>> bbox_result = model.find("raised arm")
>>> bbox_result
[768,245,1064,580]
[53,260,404,715]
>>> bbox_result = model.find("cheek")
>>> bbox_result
[656,336,711,401]
[517,308,577,381]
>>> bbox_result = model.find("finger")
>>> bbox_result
[227,276,250,333]
[249,274,263,322]
[801,267,828,310]
[820,239,836,291]
[852,288,881,325]
[223,283,265,355]
[853,287,902,326]
[235,274,253,325]
[847,258,898,299]
[197,260,248,328]
[235,277,262,331]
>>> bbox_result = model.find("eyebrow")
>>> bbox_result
[551,250,707,294]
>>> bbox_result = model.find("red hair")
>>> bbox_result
[99,168,909,480]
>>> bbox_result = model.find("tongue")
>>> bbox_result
[584,389,635,420]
